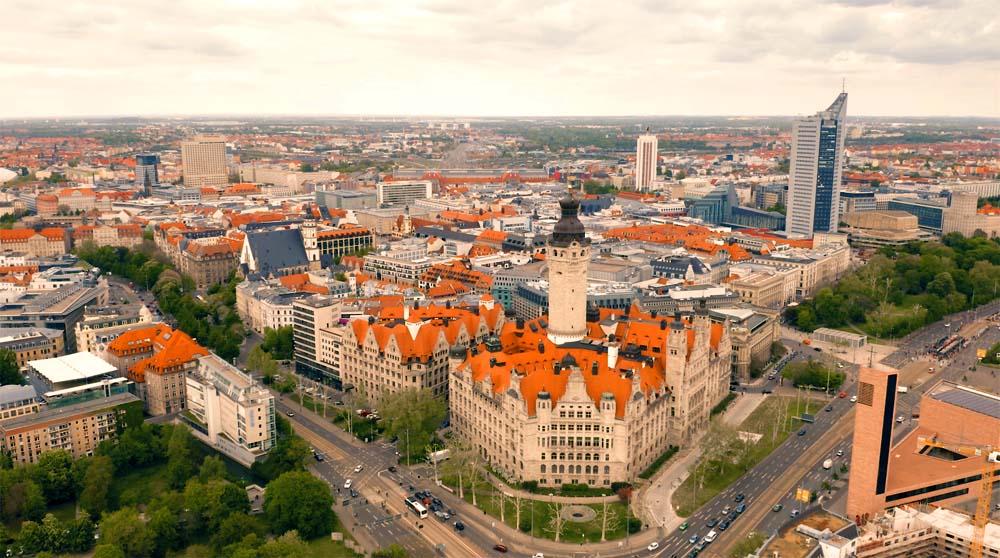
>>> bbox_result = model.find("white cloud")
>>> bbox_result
[0,0,997,117]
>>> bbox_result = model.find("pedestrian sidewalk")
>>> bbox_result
[481,470,623,504]
[640,391,767,529]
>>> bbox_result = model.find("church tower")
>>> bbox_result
[546,192,590,345]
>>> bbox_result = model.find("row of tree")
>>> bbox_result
[786,234,1000,338]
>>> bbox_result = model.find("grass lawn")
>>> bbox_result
[331,410,384,442]
[441,472,638,543]
[306,536,361,557]
[673,396,822,517]
[729,531,767,558]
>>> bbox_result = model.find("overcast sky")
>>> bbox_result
[2,0,998,118]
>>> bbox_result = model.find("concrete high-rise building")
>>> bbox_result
[135,154,159,196]
[181,135,228,188]
[786,92,848,238]
[546,193,590,345]
[376,180,432,207]
[635,131,658,191]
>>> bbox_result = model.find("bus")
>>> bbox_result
[405,497,428,519]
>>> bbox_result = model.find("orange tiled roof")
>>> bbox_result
[278,273,330,295]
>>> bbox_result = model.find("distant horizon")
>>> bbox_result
[3,111,999,123]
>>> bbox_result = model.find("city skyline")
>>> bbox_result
[2,0,998,119]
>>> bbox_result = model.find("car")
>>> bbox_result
[825,405,833,412]
[679,522,689,531]
[647,542,660,551]
[790,509,801,518]
[850,395,858,403]
[688,535,699,544]
[735,503,746,514]
[798,428,807,436]
[729,511,738,521]
[838,391,847,398]
[718,520,730,531]
[772,504,783,512]
[350,489,358,498]
[493,543,508,553]
[388,466,397,473]
[454,521,465,531]
[342,499,350,506]
[722,506,730,514]
[343,479,352,489]
[315,453,324,462]
[734,493,745,503]
[896,416,905,423]
[837,363,844,368]
[836,449,844,457]
[706,519,717,528]
[286,411,295,417]
[354,465,363,473]
[532,554,544,558]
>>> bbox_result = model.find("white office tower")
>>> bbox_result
[635,131,658,191]
[786,92,848,238]
[181,135,228,188]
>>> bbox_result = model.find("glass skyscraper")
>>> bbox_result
[135,153,160,196]
[786,92,848,237]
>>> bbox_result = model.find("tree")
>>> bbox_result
[379,388,446,462]
[257,531,311,558]
[0,349,23,385]
[166,424,195,489]
[251,434,310,482]
[1,479,45,521]
[184,479,249,534]
[299,162,315,173]
[264,471,334,539]
[80,455,114,517]
[100,507,155,558]
[147,506,182,556]
[439,436,476,499]
[198,454,227,482]
[33,450,77,504]
[211,513,267,551]
[261,326,294,360]
[248,345,279,382]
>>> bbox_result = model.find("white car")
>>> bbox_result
[896,416,905,423]
[532,554,545,558]
[850,395,858,403]
[647,542,659,551]
[343,479,352,489]
[354,465,363,473]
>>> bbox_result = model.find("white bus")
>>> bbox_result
[405,497,428,519]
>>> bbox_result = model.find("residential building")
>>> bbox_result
[0,228,69,258]
[184,354,275,467]
[0,385,41,425]
[0,328,64,367]
[786,92,848,237]
[71,224,143,250]
[181,135,228,188]
[236,280,309,335]
[0,392,140,464]
[74,304,154,354]
[105,324,208,416]
[177,237,241,289]
[635,132,658,191]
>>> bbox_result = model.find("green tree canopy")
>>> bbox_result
[380,388,446,462]
[99,507,155,558]
[79,455,114,517]
[0,349,23,385]
[264,471,334,539]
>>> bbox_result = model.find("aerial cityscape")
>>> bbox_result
[0,2,998,558]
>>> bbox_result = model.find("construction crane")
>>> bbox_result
[917,434,999,558]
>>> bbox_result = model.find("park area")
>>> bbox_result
[673,395,822,517]
[439,470,639,543]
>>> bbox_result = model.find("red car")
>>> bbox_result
[493,543,508,553]
[838,391,847,398]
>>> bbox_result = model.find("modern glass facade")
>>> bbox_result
[886,199,945,233]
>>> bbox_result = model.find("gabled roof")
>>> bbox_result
[245,228,308,274]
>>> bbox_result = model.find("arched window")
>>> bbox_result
[559,465,565,473]
[540,464,546,474]
[576,465,582,474]
[604,466,610,475]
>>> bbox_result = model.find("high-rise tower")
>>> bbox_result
[546,192,590,345]
[181,135,228,188]
[786,92,848,237]
[635,131,658,191]
[135,154,159,196]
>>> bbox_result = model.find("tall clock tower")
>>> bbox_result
[546,192,590,345]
